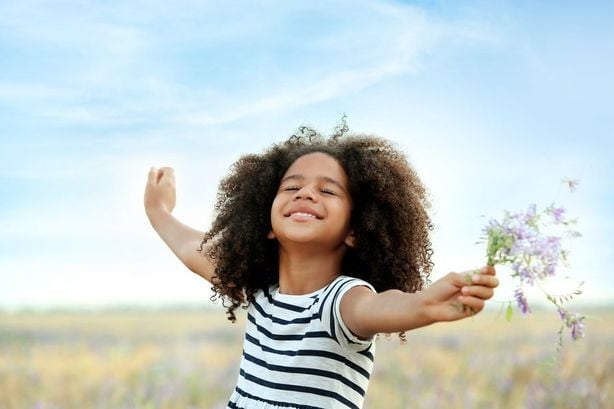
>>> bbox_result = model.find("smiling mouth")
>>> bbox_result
[288,212,320,220]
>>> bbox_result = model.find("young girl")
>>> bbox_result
[144,125,498,409]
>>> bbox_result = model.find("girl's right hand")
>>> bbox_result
[421,265,498,322]
[144,166,176,215]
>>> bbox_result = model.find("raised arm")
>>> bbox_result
[340,266,498,338]
[144,166,217,283]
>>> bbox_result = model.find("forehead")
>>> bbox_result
[283,152,348,183]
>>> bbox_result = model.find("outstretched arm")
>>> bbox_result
[144,166,217,283]
[340,265,498,339]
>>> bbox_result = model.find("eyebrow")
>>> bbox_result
[280,174,347,193]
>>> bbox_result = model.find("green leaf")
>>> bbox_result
[505,303,513,322]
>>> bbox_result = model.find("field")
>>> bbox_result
[0,307,612,409]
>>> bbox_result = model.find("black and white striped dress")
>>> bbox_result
[227,275,376,409]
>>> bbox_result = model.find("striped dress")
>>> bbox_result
[227,275,376,409]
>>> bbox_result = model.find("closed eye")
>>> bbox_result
[282,185,337,195]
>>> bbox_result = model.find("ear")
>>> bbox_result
[267,230,276,239]
[344,230,356,248]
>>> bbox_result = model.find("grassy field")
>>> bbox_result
[0,307,611,409]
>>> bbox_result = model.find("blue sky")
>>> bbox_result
[0,0,612,310]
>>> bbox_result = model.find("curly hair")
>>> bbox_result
[199,121,434,324]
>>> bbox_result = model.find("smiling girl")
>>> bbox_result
[144,124,498,409]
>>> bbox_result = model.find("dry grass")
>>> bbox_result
[1,308,611,409]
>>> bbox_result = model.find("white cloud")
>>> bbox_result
[169,62,415,127]
[0,0,496,128]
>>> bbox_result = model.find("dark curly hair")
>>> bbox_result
[199,120,434,324]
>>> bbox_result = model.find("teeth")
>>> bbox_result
[291,212,316,218]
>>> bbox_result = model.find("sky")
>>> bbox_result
[0,0,612,311]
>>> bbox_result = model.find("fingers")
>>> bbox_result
[459,269,498,301]
[483,265,496,275]
[157,167,174,184]
[455,266,498,288]
[457,295,485,313]
[460,265,496,276]
[459,266,497,314]
[446,265,498,317]
[449,271,498,290]
[461,284,494,300]
[148,166,158,184]
[470,274,499,288]
[148,166,175,185]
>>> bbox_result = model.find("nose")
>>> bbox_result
[293,184,317,201]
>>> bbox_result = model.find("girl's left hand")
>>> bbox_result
[421,265,498,322]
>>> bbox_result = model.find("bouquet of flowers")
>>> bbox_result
[480,179,585,344]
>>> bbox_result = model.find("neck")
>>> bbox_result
[277,244,347,295]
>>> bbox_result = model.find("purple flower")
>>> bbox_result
[511,263,535,285]
[482,184,585,342]
[525,204,537,221]
[558,307,567,321]
[544,261,559,276]
[551,207,566,223]
[484,218,501,232]
[514,224,536,241]
[558,308,585,340]
[570,314,585,340]
[514,288,531,314]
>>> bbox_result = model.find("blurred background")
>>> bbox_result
[1,0,612,408]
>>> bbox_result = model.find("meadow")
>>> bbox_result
[0,307,611,409]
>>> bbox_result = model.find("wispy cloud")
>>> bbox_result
[170,61,415,126]
[0,0,497,127]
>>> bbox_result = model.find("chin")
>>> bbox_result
[280,235,320,244]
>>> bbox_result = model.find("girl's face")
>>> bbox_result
[268,152,355,249]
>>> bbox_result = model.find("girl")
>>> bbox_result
[144,125,498,409]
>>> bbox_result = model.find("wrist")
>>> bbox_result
[415,289,437,326]
[145,204,171,225]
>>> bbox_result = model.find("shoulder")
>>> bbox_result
[336,276,376,308]
[312,276,372,308]
[319,276,376,313]
[337,278,378,340]
[331,275,375,291]
[321,276,375,302]
[340,285,377,314]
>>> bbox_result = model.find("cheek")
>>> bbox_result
[332,201,352,224]
[270,196,283,223]
[270,195,282,212]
